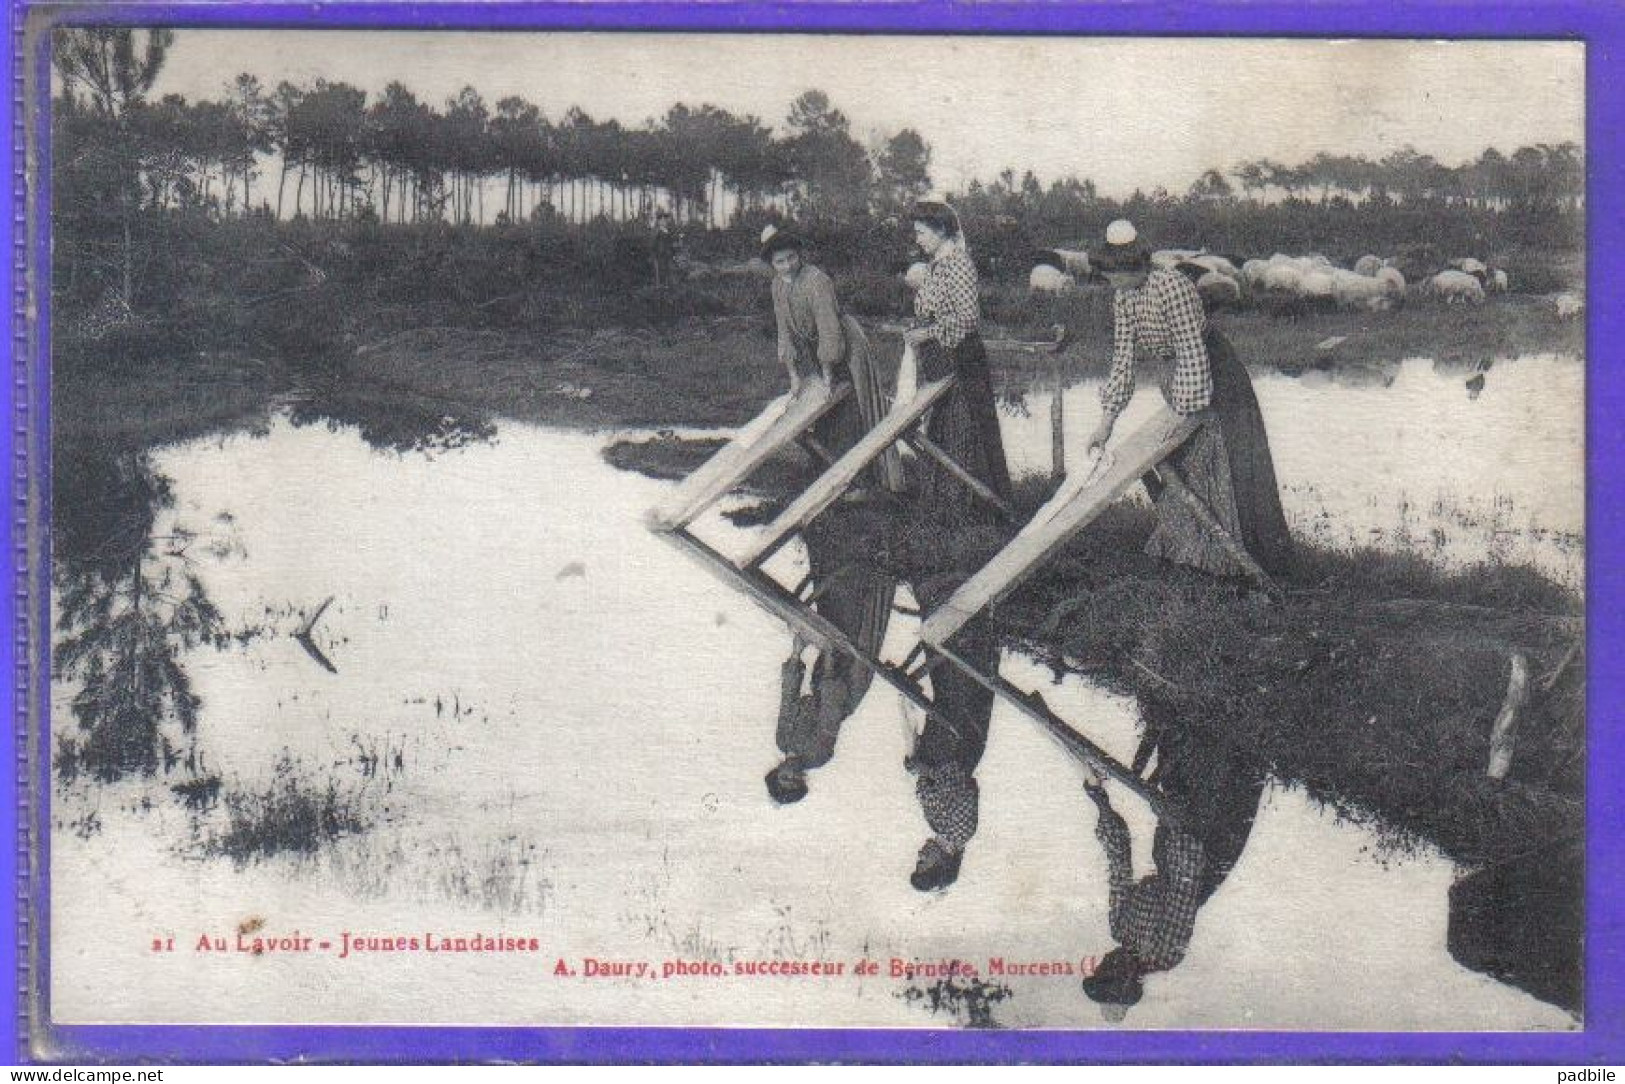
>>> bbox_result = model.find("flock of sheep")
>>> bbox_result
[1022,246,1584,317]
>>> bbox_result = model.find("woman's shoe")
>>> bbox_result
[910,838,963,891]
[765,761,809,805]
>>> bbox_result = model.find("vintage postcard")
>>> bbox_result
[21,12,1597,1056]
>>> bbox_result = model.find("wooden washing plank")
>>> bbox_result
[649,379,851,531]
[737,375,957,569]
[656,529,938,717]
[920,408,1200,647]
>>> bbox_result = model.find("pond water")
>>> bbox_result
[50,355,1582,1028]
[1006,354,1584,589]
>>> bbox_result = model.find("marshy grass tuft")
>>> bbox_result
[422,833,552,914]
[900,976,1015,1029]
[210,753,371,867]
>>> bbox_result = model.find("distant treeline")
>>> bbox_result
[53,29,929,229]
[53,28,1584,309]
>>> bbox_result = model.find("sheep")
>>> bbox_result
[1265,253,1328,277]
[1375,266,1407,296]
[1428,269,1487,305]
[1450,257,1488,277]
[905,262,929,291]
[1330,269,1393,312]
[1052,248,1092,277]
[1299,270,1337,302]
[1353,255,1384,278]
[1185,254,1241,279]
[1490,268,1510,293]
[1151,248,1203,270]
[1029,263,1077,293]
[1241,258,1271,289]
[1552,292,1584,319]
[1262,262,1305,294]
[1196,271,1242,310]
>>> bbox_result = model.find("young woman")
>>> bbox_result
[759,225,896,805]
[903,201,1014,519]
[900,200,1013,892]
[1086,219,1294,580]
[763,225,892,481]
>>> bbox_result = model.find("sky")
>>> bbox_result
[147,31,1585,197]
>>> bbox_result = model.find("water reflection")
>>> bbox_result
[52,448,225,781]
[1081,704,1268,1019]
[285,379,496,456]
[45,390,1584,1027]
[51,379,497,783]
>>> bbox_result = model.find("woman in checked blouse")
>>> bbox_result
[903,202,1014,517]
[899,200,1012,892]
[1085,220,1293,579]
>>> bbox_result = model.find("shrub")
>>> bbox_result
[211,753,370,866]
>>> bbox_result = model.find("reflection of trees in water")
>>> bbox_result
[53,449,226,781]
[285,379,495,455]
[52,383,492,785]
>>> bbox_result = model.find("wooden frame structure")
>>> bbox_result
[650,372,1199,825]
[648,377,852,532]
[921,407,1205,647]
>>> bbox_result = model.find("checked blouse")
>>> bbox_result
[1101,267,1215,418]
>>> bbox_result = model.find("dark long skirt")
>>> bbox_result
[1146,328,1294,579]
[803,316,902,491]
[1139,698,1268,907]
[915,333,1013,527]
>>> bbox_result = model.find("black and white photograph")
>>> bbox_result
[37,29,1584,1030]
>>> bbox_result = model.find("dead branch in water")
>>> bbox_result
[1487,653,1530,781]
[294,595,338,674]
[1131,657,1180,692]
[1539,638,1582,692]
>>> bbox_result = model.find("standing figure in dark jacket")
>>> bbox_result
[651,209,677,289]
[900,199,1014,892]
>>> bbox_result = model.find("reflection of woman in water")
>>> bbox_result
[1086,219,1293,579]
[760,225,896,805]
[900,199,1013,892]
[1081,704,1268,1018]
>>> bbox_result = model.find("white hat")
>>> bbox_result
[1106,219,1138,246]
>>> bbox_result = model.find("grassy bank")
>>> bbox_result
[53,212,1583,453]
[321,288,1580,446]
[55,284,1582,473]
